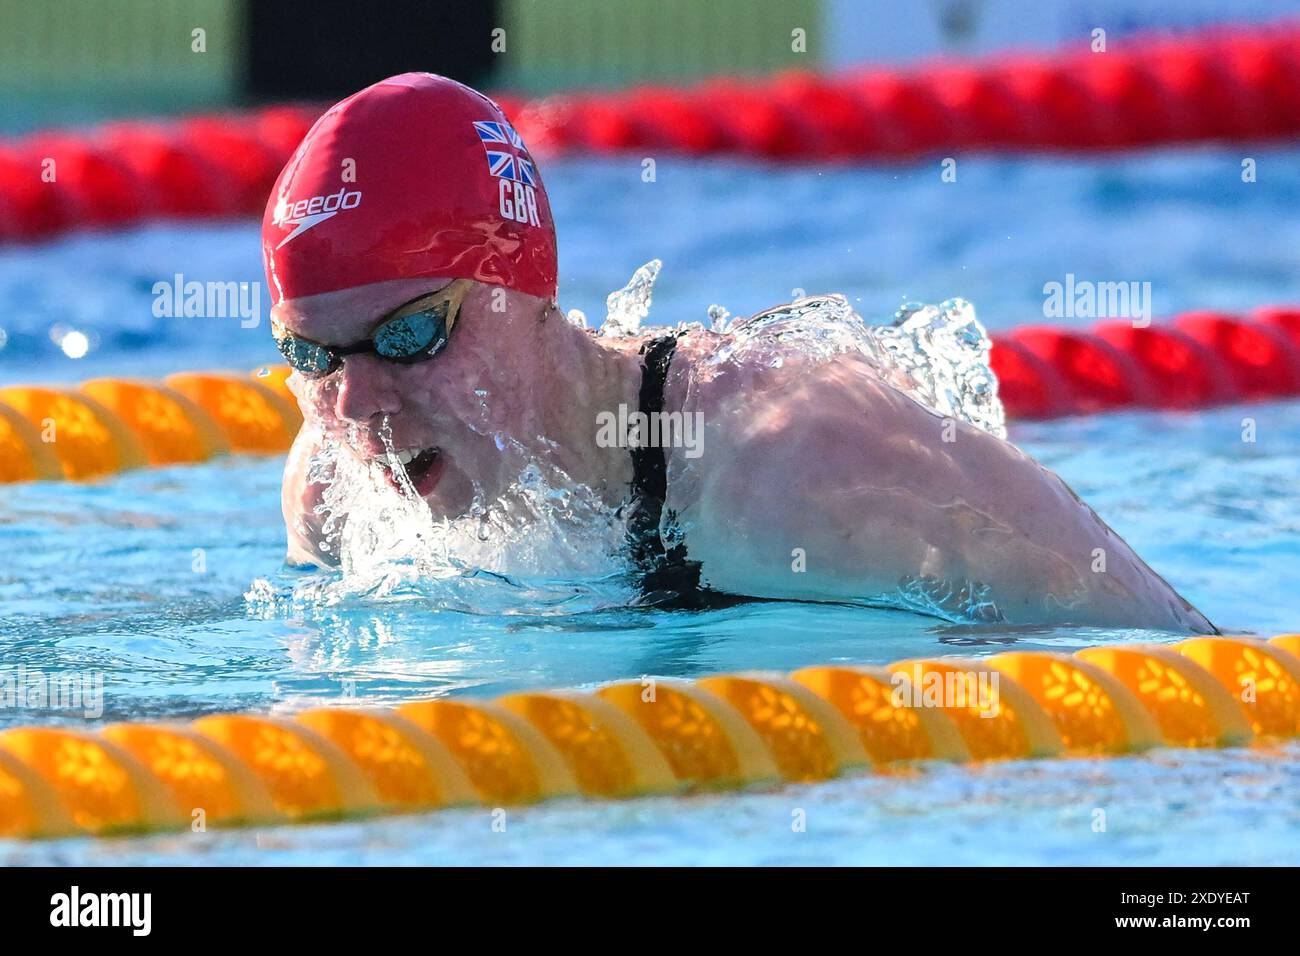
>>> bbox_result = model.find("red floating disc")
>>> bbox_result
[622,87,725,154]
[572,95,639,152]
[1008,326,1157,414]
[1253,306,1300,353]
[1093,320,1237,409]
[1143,42,1237,143]
[1218,31,1300,139]
[0,146,76,239]
[771,72,881,159]
[850,71,952,156]
[923,64,1029,149]
[1001,58,1101,149]
[1174,311,1300,400]
[100,124,236,218]
[250,105,324,159]
[21,134,148,229]
[1075,54,1171,148]
[177,116,281,215]
[989,337,1070,419]
[696,79,814,159]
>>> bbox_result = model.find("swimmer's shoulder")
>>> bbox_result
[670,317,874,391]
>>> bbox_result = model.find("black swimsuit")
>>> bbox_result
[624,333,748,610]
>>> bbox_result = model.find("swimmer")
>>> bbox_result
[264,73,1214,632]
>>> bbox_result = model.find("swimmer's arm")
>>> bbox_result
[281,427,337,568]
[674,357,1213,630]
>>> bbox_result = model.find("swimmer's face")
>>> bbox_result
[271,277,544,514]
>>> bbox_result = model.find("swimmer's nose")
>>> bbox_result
[332,353,403,424]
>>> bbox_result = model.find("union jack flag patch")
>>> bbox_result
[473,120,537,187]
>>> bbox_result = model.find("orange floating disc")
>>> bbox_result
[791,664,970,763]
[886,658,1064,760]
[1077,645,1253,748]
[164,372,300,453]
[496,690,679,797]
[0,400,62,482]
[102,722,280,827]
[0,727,184,834]
[987,651,1162,754]
[397,699,579,805]
[80,379,229,466]
[695,672,870,782]
[0,386,146,480]
[1177,636,1300,737]
[597,679,780,788]
[294,708,477,810]
[1270,634,1300,659]
[0,747,76,838]
[192,714,379,820]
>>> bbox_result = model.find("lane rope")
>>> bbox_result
[991,306,1300,418]
[0,368,301,482]
[2,25,1299,241]
[2,304,1298,487]
[1,635,1297,838]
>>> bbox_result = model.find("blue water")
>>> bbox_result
[2,146,1299,864]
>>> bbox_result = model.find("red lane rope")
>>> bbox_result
[506,24,1300,157]
[991,306,1300,418]
[2,25,1300,240]
[0,105,323,240]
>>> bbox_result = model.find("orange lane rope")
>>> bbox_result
[0,367,299,483]
[1,635,1297,839]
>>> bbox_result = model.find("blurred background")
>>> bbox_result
[3,0,1300,132]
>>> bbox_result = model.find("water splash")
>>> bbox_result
[707,304,732,332]
[599,259,661,337]
[886,574,1004,623]
[706,293,1005,437]
[705,293,885,368]
[874,298,1006,438]
[247,419,636,617]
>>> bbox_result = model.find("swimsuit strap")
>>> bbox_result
[628,333,677,520]
[626,333,748,610]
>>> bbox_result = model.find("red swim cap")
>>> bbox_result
[262,72,557,305]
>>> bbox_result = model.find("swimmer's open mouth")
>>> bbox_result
[383,446,444,496]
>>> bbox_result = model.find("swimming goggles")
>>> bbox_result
[272,279,473,378]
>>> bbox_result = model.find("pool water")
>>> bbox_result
[2,147,1299,864]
